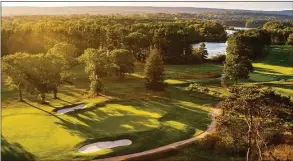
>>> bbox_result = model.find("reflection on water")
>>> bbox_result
[192,42,227,57]
[192,27,253,57]
[234,27,254,30]
[226,27,255,36]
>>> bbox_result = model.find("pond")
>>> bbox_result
[226,27,255,36]
[192,42,227,57]
[192,27,253,57]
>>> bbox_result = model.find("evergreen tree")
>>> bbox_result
[224,34,254,83]
[144,48,165,90]
[198,42,208,60]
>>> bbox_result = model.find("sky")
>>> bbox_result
[2,1,293,11]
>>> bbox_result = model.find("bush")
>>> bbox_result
[287,34,293,45]
[187,53,203,64]
[145,81,166,91]
[264,144,293,161]
[189,83,221,96]
[201,134,220,150]
[209,54,226,64]
[201,133,246,156]
[269,133,293,146]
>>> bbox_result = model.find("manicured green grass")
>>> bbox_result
[2,45,291,161]
[2,63,221,161]
[247,45,293,99]
[250,45,293,82]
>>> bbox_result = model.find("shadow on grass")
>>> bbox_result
[55,102,164,138]
[254,67,285,75]
[256,46,293,68]
[55,81,219,153]
[1,136,36,161]
[54,94,213,158]
[23,101,67,123]
[49,73,222,159]
[262,83,293,90]
[57,98,78,104]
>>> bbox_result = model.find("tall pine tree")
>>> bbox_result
[144,48,165,90]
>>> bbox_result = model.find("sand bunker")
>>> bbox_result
[56,104,86,114]
[78,139,132,153]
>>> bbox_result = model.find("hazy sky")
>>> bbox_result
[2,1,293,11]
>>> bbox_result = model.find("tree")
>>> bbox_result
[47,42,79,68]
[224,34,254,83]
[47,42,79,98]
[124,32,149,61]
[78,48,113,95]
[217,86,293,161]
[2,53,32,101]
[24,54,62,103]
[2,52,65,103]
[110,49,135,79]
[224,54,253,84]
[287,34,293,45]
[197,42,208,60]
[144,48,165,90]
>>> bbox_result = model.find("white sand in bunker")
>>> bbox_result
[78,139,132,153]
[56,104,86,114]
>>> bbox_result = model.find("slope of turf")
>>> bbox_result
[250,45,293,82]
[2,64,221,161]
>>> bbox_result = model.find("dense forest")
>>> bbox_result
[1,15,227,63]
[2,14,292,64]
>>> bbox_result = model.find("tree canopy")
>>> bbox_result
[78,48,114,95]
[110,49,135,79]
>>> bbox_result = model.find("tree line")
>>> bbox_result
[1,15,226,64]
[263,21,293,45]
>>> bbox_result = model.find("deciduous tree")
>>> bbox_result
[217,86,293,161]
[47,42,79,98]
[78,48,114,95]
[110,49,135,79]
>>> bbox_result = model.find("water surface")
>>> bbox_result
[192,27,253,57]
